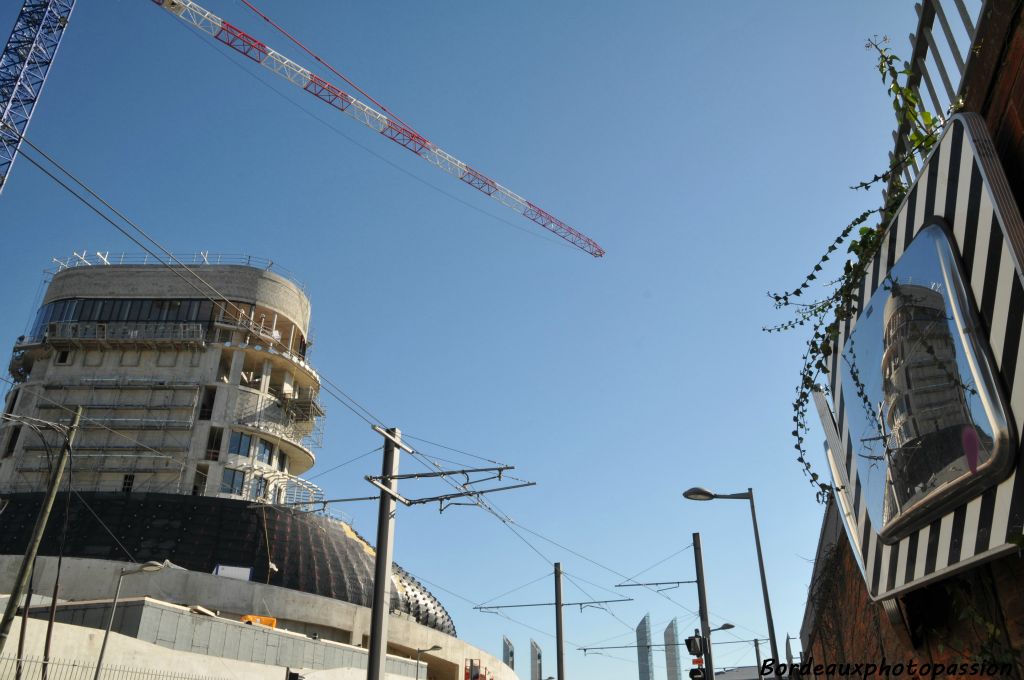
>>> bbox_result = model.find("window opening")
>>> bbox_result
[255,439,273,465]
[228,430,252,457]
[206,427,223,461]
[199,387,216,420]
[4,425,21,457]
[221,468,245,495]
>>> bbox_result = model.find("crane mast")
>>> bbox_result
[0,0,76,195]
[151,0,605,257]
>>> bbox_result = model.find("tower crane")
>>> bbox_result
[1,0,603,256]
[150,0,605,257]
[0,0,75,195]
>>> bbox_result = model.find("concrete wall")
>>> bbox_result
[43,265,312,335]
[25,597,419,676]
[8,617,417,679]
[0,556,519,680]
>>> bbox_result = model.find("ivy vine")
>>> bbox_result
[765,37,947,501]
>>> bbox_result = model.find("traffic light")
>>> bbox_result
[684,635,704,656]
[688,669,705,680]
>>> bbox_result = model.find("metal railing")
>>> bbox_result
[49,251,307,292]
[0,655,229,679]
[887,0,984,194]
[46,322,207,345]
[235,389,323,450]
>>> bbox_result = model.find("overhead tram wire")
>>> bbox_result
[10,128,551,538]
[10,129,517,485]
[4,128,734,646]
[402,434,505,466]
[400,445,723,639]
[10,140,383,429]
[305,446,382,480]
[11,125,387,429]
[476,570,552,607]
[410,572,639,667]
[0,375,189,494]
[621,543,694,584]
[503,518,768,642]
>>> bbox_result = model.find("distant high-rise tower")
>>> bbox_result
[664,618,683,680]
[530,639,542,680]
[636,613,654,680]
[503,636,515,670]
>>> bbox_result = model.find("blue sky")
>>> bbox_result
[0,1,959,677]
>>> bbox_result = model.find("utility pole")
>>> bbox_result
[366,427,402,680]
[0,407,81,653]
[692,532,714,679]
[754,638,762,673]
[476,564,631,678]
[361,423,537,680]
[554,562,565,680]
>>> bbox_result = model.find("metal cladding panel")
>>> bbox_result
[636,613,654,680]
[664,618,682,680]
[0,492,455,635]
[817,113,1024,600]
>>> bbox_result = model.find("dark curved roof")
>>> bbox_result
[0,492,455,635]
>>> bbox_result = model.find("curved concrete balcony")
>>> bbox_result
[233,388,318,475]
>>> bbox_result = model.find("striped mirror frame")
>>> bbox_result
[814,113,1024,600]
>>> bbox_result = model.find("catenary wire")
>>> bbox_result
[9,126,764,651]
[12,136,387,429]
[622,543,694,583]
[305,445,382,480]
[476,570,552,607]
[411,573,640,667]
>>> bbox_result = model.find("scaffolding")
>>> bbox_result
[234,388,324,450]
[46,321,207,348]
[12,377,200,493]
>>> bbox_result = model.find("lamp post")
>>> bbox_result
[683,486,779,673]
[93,560,175,680]
[415,644,441,680]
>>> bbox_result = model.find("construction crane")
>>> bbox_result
[151,0,605,257]
[0,0,76,195]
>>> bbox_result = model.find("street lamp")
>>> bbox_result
[414,644,441,680]
[683,486,780,672]
[710,623,734,633]
[93,560,179,680]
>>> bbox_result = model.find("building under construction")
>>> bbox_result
[0,255,516,680]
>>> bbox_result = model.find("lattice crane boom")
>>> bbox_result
[152,0,604,257]
[0,0,76,195]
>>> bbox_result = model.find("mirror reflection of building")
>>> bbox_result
[880,282,989,521]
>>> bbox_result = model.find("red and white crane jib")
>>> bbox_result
[151,0,605,257]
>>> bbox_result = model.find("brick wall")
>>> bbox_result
[804,537,1024,676]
